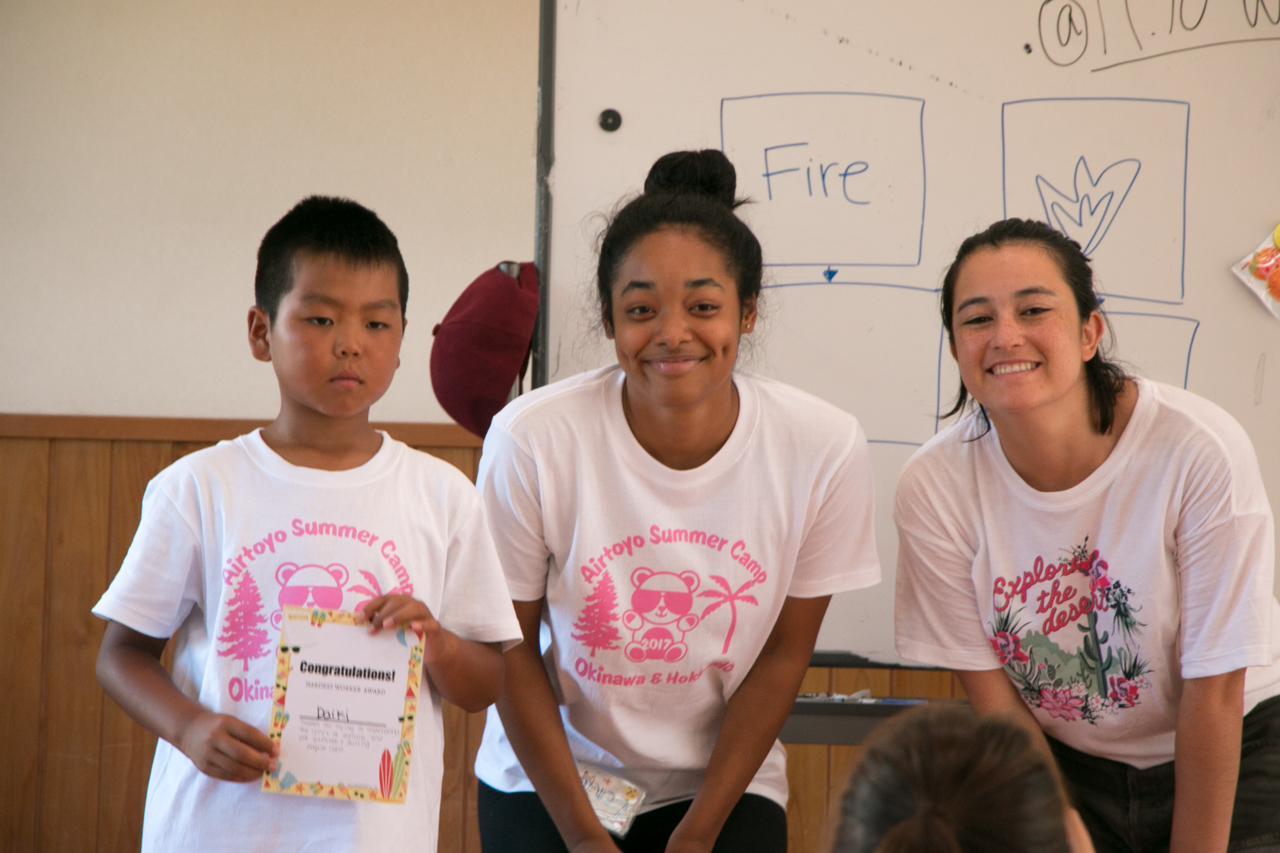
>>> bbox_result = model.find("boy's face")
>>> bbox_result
[248,252,404,424]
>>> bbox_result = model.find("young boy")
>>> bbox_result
[94,196,522,851]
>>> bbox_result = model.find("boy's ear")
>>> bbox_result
[247,306,273,362]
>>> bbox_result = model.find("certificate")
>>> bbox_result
[262,606,425,803]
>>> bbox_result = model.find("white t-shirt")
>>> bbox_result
[473,367,881,808]
[895,378,1280,768]
[93,431,522,853]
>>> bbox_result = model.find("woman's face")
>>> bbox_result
[949,243,1102,420]
[607,228,755,414]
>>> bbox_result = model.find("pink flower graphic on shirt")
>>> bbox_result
[1107,675,1140,708]
[990,630,1030,665]
[1038,685,1085,721]
[698,576,760,655]
[218,571,272,671]
[1089,560,1112,610]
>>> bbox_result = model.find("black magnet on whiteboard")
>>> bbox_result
[599,109,622,132]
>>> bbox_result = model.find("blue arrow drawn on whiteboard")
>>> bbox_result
[1036,156,1140,256]
[823,266,837,282]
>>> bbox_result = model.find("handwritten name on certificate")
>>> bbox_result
[262,606,426,803]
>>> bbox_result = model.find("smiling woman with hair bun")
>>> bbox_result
[471,149,881,853]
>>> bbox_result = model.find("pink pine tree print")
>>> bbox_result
[217,571,272,671]
[572,571,623,657]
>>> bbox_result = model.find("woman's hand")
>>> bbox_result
[663,826,715,853]
[499,599,622,851]
[667,595,830,851]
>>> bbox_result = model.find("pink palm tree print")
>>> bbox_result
[698,576,759,655]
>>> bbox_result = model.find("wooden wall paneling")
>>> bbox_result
[826,668,894,824]
[171,441,213,464]
[97,440,175,853]
[890,668,957,699]
[438,702,469,853]
[785,667,832,853]
[463,708,487,853]
[0,415,480,450]
[416,445,480,482]
[0,438,51,853]
[40,440,113,852]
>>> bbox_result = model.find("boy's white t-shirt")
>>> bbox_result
[895,378,1280,768]
[473,367,881,809]
[92,431,521,853]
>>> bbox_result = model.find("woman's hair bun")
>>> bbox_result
[643,149,738,208]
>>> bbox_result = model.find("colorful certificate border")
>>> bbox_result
[261,606,426,802]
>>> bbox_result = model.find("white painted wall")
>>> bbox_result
[0,0,539,421]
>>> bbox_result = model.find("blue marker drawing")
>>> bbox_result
[1003,98,1188,305]
[722,91,926,268]
[761,280,939,446]
[822,267,837,282]
[1036,156,1140,255]
[762,142,806,201]
[1105,311,1200,388]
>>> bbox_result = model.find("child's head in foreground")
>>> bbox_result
[833,705,1070,853]
[248,196,409,426]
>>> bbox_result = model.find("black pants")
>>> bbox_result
[1049,695,1280,853]
[477,781,788,853]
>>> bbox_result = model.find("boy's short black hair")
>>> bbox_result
[255,196,409,322]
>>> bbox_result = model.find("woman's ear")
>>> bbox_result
[602,306,615,339]
[1081,311,1105,361]
[740,296,758,334]
[247,306,272,362]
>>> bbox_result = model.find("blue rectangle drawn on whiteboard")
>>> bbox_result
[1106,311,1200,388]
[759,281,940,445]
[1002,98,1189,305]
[721,92,926,268]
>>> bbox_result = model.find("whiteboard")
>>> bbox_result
[542,0,1280,662]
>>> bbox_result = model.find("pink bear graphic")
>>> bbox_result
[622,567,700,663]
[270,562,349,628]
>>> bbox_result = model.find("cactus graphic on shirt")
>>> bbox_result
[218,571,272,671]
[991,537,1150,724]
[572,571,623,657]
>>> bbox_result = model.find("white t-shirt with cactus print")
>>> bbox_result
[895,378,1280,768]
[472,367,881,809]
[93,431,521,853]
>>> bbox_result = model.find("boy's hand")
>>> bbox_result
[357,594,448,660]
[177,708,278,782]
